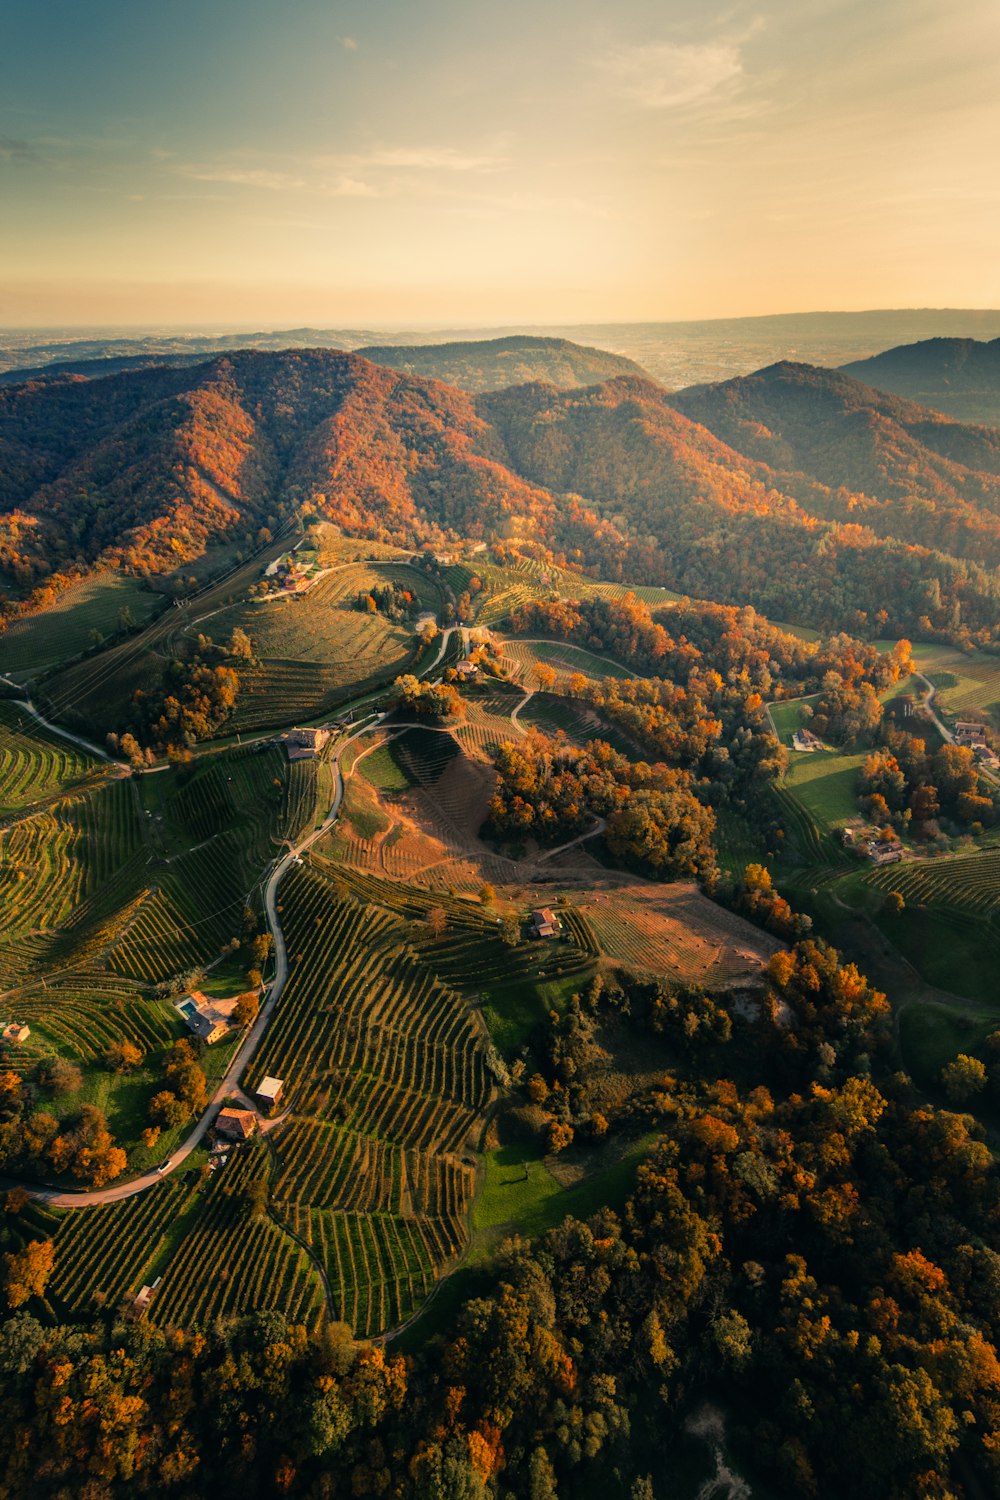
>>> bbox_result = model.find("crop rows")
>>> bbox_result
[276,1204,457,1338]
[149,1149,324,1329]
[250,861,491,1334]
[865,847,1000,916]
[0,703,108,810]
[48,1178,195,1317]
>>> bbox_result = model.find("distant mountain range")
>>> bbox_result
[4,346,1000,641]
[0,334,644,395]
[841,337,1000,426]
[6,308,1000,390]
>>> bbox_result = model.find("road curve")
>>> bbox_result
[21,628,458,1208]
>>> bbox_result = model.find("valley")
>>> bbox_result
[2,340,999,1500]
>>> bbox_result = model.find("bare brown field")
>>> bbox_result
[580,884,781,986]
[343,730,781,985]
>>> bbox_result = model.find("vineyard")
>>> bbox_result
[864,846,1000,917]
[578,883,781,985]
[906,641,1000,729]
[248,861,494,1337]
[205,561,442,732]
[0,724,322,1093]
[45,1146,326,1328]
[1,573,158,679]
[501,638,632,687]
[0,702,113,811]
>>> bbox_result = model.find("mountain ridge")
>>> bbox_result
[3,347,1000,642]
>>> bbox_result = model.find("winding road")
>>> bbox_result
[18,626,457,1208]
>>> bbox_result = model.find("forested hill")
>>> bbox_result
[0,334,644,394]
[668,361,1000,559]
[4,348,1000,642]
[355,335,647,392]
[841,336,1000,426]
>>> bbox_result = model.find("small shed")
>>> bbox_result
[256,1076,284,1110]
[216,1107,258,1142]
[1,1022,31,1045]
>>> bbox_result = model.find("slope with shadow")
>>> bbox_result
[670,361,1000,564]
[841,337,1000,427]
[5,351,1000,646]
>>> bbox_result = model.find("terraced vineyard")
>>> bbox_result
[0,702,112,811]
[46,1146,325,1328]
[252,861,493,1336]
[0,722,321,1081]
[864,846,1000,916]
[204,561,442,732]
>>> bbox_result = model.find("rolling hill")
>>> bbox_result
[4,349,1000,644]
[669,360,1000,563]
[355,335,646,392]
[841,337,1000,426]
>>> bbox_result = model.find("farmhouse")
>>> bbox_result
[454,659,479,680]
[1,1021,30,1045]
[954,721,988,749]
[256,1075,284,1110]
[176,992,231,1045]
[792,727,823,752]
[216,1107,258,1142]
[529,907,560,939]
[285,727,330,760]
[867,837,904,865]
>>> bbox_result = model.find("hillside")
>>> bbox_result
[356,335,647,392]
[670,360,1000,562]
[5,350,1000,644]
[841,336,1000,426]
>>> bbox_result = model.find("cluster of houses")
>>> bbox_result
[842,826,906,864]
[262,548,320,597]
[953,720,999,768]
[214,1078,284,1143]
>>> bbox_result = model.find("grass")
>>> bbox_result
[481,965,592,1052]
[899,1001,997,1091]
[358,740,414,793]
[1,574,158,677]
[783,747,868,828]
[396,1131,654,1350]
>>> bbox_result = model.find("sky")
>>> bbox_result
[1,0,999,328]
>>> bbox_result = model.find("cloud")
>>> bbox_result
[182,166,308,191]
[604,40,744,110]
[338,35,358,50]
[344,146,504,172]
[0,135,39,163]
[175,163,377,197]
[326,175,377,197]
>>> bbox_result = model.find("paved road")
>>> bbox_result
[18,627,457,1209]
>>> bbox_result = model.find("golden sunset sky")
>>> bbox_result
[2,0,999,326]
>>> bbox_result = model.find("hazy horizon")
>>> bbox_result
[3,0,999,327]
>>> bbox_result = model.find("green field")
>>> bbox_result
[1,574,159,678]
[878,639,1000,730]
